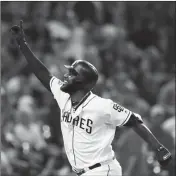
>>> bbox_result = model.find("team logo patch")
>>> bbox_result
[113,103,124,112]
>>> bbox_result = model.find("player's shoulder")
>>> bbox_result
[50,76,70,104]
[91,93,110,104]
[50,76,63,87]
[93,95,130,113]
[91,94,113,111]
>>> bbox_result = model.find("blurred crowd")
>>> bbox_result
[1,1,175,176]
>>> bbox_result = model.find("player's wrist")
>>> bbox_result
[151,142,163,152]
[19,37,26,44]
[18,38,27,48]
[156,145,164,152]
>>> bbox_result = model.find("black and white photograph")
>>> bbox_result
[1,1,175,176]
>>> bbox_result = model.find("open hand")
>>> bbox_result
[10,20,26,45]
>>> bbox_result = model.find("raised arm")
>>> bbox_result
[10,20,52,91]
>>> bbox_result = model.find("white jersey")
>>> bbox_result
[50,76,133,169]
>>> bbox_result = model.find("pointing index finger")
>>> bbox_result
[20,20,23,30]
[20,20,25,36]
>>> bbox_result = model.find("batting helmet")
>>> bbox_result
[64,60,99,85]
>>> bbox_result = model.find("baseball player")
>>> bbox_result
[10,21,172,176]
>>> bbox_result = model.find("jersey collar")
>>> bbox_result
[73,91,93,111]
[82,92,96,109]
[71,92,96,118]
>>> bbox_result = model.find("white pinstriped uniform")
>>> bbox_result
[50,76,135,176]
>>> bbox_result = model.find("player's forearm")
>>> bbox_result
[19,41,49,76]
[132,123,162,151]
[19,41,51,90]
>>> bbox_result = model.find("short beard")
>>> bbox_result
[60,83,82,94]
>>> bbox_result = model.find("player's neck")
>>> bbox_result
[70,90,90,105]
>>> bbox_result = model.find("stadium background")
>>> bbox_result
[1,1,175,176]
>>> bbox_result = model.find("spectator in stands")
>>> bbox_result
[1,2,175,176]
[157,78,175,117]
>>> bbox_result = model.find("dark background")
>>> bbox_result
[1,1,175,176]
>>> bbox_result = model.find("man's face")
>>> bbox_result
[60,67,86,93]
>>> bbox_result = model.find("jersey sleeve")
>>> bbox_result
[107,100,132,127]
[50,76,69,109]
